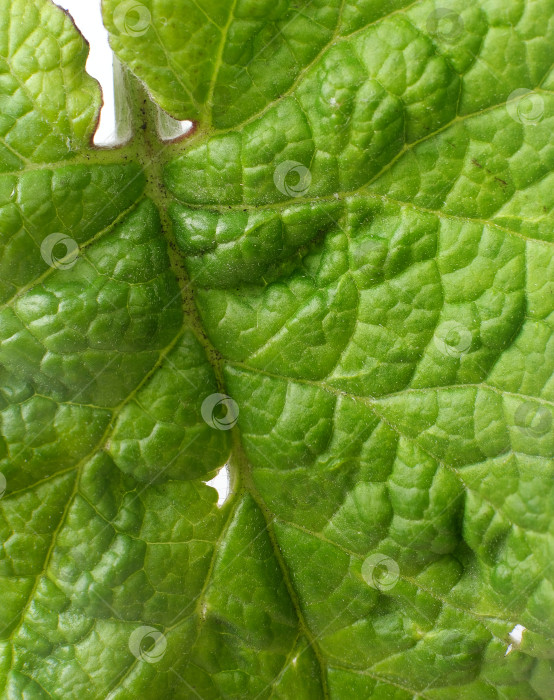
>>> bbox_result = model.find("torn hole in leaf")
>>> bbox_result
[54,0,129,146]
[505,624,526,655]
[55,0,192,145]
[205,463,231,506]
[156,109,194,142]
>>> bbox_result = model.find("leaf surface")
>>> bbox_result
[0,0,553,697]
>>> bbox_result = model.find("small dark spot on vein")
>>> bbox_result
[495,177,507,186]
[471,158,483,169]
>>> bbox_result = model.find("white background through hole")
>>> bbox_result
[206,465,231,506]
[53,0,115,145]
[505,624,526,655]
[54,0,192,145]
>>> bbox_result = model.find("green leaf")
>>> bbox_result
[0,0,553,697]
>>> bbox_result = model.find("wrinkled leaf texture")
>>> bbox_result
[0,0,553,697]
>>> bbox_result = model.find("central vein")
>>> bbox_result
[117,68,331,697]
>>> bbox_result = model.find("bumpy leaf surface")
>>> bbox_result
[0,0,553,697]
